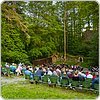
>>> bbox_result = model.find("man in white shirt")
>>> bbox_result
[48,69,53,76]
[86,72,93,78]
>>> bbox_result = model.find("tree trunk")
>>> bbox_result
[64,9,67,62]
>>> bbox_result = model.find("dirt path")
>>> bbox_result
[1,76,26,86]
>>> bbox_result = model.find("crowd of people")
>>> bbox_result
[1,62,99,89]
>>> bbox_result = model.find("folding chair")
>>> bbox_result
[25,74,30,79]
[60,77,69,87]
[42,75,50,84]
[49,75,59,86]
[94,83,99,90]
[1,67,7,76]
[34,75,41,84]
[82,78,92,89]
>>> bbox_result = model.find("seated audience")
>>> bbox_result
[91,77,99,89]
[72,70,79,81]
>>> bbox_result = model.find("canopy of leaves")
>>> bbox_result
[1,1,99,66]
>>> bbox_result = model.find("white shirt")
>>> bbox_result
[48,70,52,75]
[79,72,86,78]
[87,74,93,78]
[53,71,58,76]
[56,69,61,74]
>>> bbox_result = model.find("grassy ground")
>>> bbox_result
[1,82,98,99]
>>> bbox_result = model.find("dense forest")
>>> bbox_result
[1,1,99,66]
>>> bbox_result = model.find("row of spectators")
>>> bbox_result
[24,63,99,89]
[1,62,99,89]
[1,62,33,76]
[2,62,99,78]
